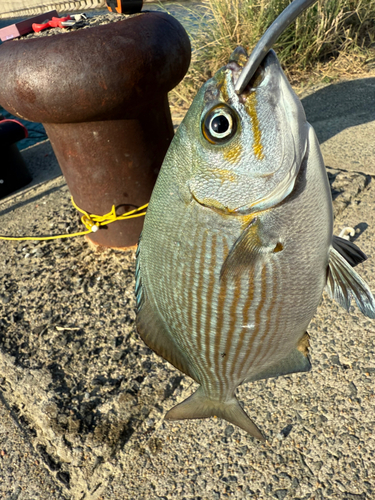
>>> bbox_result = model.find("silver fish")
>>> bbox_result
[135,48,375,441]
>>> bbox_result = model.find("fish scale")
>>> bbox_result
[136,49,375,440]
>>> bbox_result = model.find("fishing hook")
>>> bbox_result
[234,0,319,94]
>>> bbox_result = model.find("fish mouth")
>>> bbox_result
[227,49,276,95]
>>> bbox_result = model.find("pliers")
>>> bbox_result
[32,15,72,33]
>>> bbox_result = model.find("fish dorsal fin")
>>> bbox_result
[165,386,265,441]
[332,235,367,268]
[326,246,375,318]
[221,217,277,280]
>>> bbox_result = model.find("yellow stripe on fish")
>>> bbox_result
[244,92,264,160]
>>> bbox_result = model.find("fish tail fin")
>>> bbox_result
[165,387,265,441]
[327,246,375,318]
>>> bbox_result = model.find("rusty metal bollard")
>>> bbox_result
[0,12,191,248]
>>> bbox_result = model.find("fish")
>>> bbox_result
[135,47,375,441]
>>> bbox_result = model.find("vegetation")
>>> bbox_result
[168,0,375,112]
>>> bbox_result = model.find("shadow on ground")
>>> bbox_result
[302,77,375,144]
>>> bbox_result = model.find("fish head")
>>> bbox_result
[184,48,309,215]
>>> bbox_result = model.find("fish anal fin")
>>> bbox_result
[245,333,311,383]
[136,300,198,382]
[326,246,375,319]
[165,387,264,441]
[221,216,277,280]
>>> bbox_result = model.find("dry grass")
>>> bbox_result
[168,0,375,113]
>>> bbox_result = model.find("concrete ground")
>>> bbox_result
[0,74,375,500]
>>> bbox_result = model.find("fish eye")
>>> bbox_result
[202,105,237,144]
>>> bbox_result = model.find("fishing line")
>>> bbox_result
[0,198,148,242]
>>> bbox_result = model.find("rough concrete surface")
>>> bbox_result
[0,75,374,500]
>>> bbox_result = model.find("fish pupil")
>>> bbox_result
[211,115,229,134]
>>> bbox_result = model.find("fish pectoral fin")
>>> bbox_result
[245,332,311,383]
[326,246,375,318]
[165,386,264,441]
[221,216,277,280]
[137,300,198,383]
[332,235,367,268]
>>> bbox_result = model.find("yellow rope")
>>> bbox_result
[0,197,148,242]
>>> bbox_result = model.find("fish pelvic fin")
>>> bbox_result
[326,246,375,319]
[165,386,265,441]
[332,235,367,268]
[135,233,144,312]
